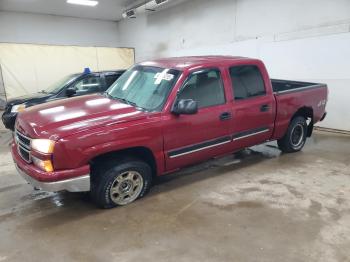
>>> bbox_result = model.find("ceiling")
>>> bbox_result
[0,0,140,21]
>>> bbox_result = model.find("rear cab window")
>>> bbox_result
[229,65,266,100]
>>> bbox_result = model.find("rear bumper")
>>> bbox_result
[11,143,90,192]
[2,112,17,131]
[320,112,327,121]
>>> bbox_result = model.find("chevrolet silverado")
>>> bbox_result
[11,56,328,208]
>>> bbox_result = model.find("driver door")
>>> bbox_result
[163,68,232,171]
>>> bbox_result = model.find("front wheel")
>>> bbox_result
[90,158,152,209]
[277,116,308,153]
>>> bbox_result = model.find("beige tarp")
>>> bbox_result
[0,43,134,99]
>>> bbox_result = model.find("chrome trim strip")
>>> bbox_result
[15,129,32,141]
[168,126,271,159]
[18,141,30,151]
[16,165,90,192]
[169,140,231,159]
[18,144,30,153]
[18,141,30,150]
[233,128,270,141]
[17,145,32,164]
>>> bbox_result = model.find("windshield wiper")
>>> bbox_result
[117,98,138,108]
[105,93,146,111]
[118,98,147,111]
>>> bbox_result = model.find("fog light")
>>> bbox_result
[32,156,54,172]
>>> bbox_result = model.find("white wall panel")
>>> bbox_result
[0,11,120,47]
[259,33,350,131]
[0,11,126,104]
[235,0,350,38]
[118,0,350,131]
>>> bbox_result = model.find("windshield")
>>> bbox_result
[107,66,181,111]
[44,74,78,94]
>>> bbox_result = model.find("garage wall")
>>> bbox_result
[0,43,134,99]
[117,0,350,131]
[0,11,128,103]
[0,11,120,47]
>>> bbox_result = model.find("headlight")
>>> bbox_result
[31,139,55,154]
[32,156,54,172]
[11,104,26,113]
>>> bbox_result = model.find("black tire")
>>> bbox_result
[277,116,307,153]
[90,157,152,209]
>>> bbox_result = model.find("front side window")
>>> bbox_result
[107,66,180,111]
[229,65,266,100]
[72,76,102,94]
[178,69,225,109]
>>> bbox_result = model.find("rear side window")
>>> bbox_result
[105,74,120,88]
[229,65,266,100]
[178,69,225,109]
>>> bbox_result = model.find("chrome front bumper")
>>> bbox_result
[16,165,90,192]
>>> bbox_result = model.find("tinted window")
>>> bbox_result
[72,76,102,94]
[105,74,120,88]
[229,65,265,100]
[178,69,225,108]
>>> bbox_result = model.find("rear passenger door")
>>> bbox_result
[164,68,232,171]
[228,65,275,149]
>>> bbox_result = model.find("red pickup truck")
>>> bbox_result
[12,56,328,208]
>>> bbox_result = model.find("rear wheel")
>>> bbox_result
[277,116,307,153]
[90,158,152,209]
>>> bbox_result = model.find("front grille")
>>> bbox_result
[15,130,32,163]
[18,146,30,162]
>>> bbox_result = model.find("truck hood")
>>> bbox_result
[16,94,149,140]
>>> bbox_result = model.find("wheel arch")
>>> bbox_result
[89,146,158,178]
[291,106,314,137]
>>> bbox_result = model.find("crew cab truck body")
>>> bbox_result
[12,56,328,208]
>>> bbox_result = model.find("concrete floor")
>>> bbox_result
[0,129,349,262]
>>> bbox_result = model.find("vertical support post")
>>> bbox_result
[0,64,7,109]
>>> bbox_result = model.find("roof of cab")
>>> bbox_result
[139,56,255,70]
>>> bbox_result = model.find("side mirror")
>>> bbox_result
[66,87,76,97]
[172,99,198,115]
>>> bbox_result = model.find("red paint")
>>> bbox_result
[13,56,328,183]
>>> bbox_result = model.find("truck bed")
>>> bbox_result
[271,79,324,95]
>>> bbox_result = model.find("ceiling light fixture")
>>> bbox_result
[67,0,99,7]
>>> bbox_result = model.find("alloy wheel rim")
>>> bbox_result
[110,171,143,205]
[290,123,304,148]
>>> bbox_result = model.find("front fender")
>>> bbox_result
[53,116,164,173]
